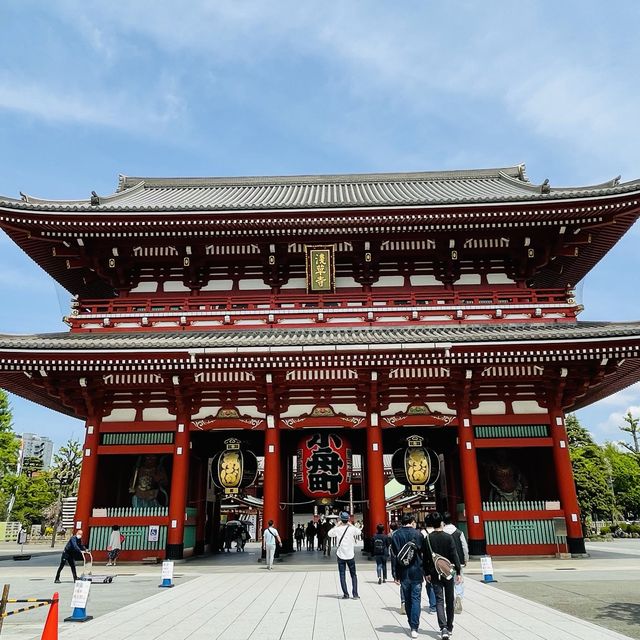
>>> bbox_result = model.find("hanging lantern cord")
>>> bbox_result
[279,499,317,509]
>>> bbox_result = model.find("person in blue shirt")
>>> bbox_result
[54,529,88,583]
[390,514,425,639]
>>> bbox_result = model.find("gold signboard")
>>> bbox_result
[305,245,335,293]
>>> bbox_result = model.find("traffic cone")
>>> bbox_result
[40,592,59,640]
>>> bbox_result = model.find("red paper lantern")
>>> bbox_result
[296,432,352,500]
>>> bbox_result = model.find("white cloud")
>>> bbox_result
[0,73,185,134]
[598,404,640,443]
[596,382,640,406]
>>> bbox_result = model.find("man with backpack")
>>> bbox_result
[390,513,425,639]
[371,523,390,584]
[424,512,462,640]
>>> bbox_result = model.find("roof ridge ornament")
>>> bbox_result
[90,191,100,206]
[540,178,551,194]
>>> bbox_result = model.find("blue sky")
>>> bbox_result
[1,1,639,448]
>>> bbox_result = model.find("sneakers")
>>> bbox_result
[352,595,360,600]
[400,603,406,614]
[378,577,382,584]
[342,594,350,599]
[54,579,61,583]
[411,631,418,639]
[441,631,451,640]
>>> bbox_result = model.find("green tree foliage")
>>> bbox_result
[603,442,640,519]
[0,390,20,517]
[22,455,44,477]
[49,439,82,546]
[619,411,640,457]
[566,414,616,526]
[3,471,56,526]
[51,439,82,497]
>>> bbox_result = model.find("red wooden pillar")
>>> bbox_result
[74,416,101,535]
[456,406,486,556]
[194,457,207,555]
[366,412,386,535]
[262,417,281,530]
[167,418,190,559]
[548,405,585,554]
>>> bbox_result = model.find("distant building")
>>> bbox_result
[20,433,54,470]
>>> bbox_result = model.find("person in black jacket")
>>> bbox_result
[390,513,425,639]
[371,523,390,584]
[423,512,462,640]
[54,529,88,583]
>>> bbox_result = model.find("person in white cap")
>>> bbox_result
[327,512,359,599]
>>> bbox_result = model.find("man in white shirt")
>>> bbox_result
[262,519,282,570]
[327,511,359,599]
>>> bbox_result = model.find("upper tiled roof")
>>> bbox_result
[2,165,639,212]
[1,321,639,352]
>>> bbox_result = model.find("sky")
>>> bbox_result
[1,1,640,449]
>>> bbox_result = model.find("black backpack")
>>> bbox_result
[373,536,386,555]
[397,540,420,567]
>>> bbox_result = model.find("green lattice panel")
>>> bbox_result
[100,432,174,445]
[89,525,167,551]
[474,424,549,439]
[485,519,565,545]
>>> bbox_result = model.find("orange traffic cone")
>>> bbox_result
[40,591,59,640]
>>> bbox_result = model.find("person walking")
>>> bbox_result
[442,511,469,613]
[294,524,304,551]
[327,511,359,599]
[106,524,123,566]
[371,523,390,584]
[262,519,281,570]
[390,514,425,639]
[54,529,88,583]
[424,512,462,640]
[389,521,405,613]
[421,514,438,614]
[305,521,316,551]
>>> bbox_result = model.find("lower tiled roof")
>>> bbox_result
[1,321,640,352]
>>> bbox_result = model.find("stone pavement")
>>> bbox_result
[1,569,632,640]
[1,540,638,640]
[52,570,635,640]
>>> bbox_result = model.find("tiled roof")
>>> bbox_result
[1,322,640,352]
[2,165,638,212]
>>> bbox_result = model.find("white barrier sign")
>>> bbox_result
[480,556,494,576]
[148,525,160,542]
[71,580,91,608]
[161,561,174,580]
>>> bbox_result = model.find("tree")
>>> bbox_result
[3,471,56,526]
[619,411,640,457]
[566,414,616,528]
[0,390,20,517]
[49,439,82,546]
[22,455,44,478]
[603,443,640,519]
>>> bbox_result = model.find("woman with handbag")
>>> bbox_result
[262,519,282,570]
[106,524,123,566]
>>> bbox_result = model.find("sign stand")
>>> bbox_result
[480,555,496,583]
[159,561,174,588]
[64,580,93,622]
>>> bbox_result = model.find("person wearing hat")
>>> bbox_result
[327,512,360,599]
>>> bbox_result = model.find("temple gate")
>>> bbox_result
[2,165,640,559]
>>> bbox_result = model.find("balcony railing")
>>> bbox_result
[67,287,579,332]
